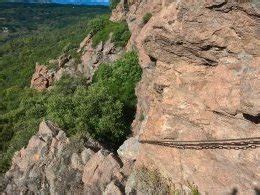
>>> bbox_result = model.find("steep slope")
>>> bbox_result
[117,0,260,193]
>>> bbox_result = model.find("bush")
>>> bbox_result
[90,17,131,48]
[110,0,120,10]
[134,167,200,195]
[74,52,141,145]
[87,15,109,35]
[142,12,152,24]
[135,167,173,194]
[111,22,131,47]
[73,85,126,145]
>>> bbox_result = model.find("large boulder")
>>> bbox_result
[117,137,140,161]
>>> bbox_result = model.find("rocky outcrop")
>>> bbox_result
[30,54,79,91]
[82,151,124,194]
[31,34,124,91]
[3,120,129,194]
[120,0,260,194]
[80,35,124,80]
[30,64,54,91]
[52,54,80,81]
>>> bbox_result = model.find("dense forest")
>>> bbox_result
[0,2,140,173]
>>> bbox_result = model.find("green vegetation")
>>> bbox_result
[142,12,152,24]
[0,3,109,45]
[188,182,200,195]
[88,15,108,35]
[0,2,137,175]
[0,3,109,173]
[136,167,171,194]
[110,0,120,9]
[90,15,131,48]
[0,51,141,173]
[135,167,200,195]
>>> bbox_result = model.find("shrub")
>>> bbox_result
[111,22,131,47]
[87,15,109,35]
[142,12,152,24]
[73,85,126,145]
[110,0,120,10]
[135,167,200,195]
[90,17,131,48]
[93,52,141,108]
[135,167,173,194]
[75,52,141,146]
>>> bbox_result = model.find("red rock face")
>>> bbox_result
[121,0,260,193]
[30,64,54,91]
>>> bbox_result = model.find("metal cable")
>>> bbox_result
[139,137,260,150]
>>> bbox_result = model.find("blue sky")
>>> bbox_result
[8,0,110,5]
[51,0,109,5]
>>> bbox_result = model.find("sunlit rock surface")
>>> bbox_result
[124,0,260,193]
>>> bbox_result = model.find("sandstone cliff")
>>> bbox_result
[117,0,260,193]
[3,0,260,194]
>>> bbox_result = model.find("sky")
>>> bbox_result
[51,0,109,5]
[7,0,110,5]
